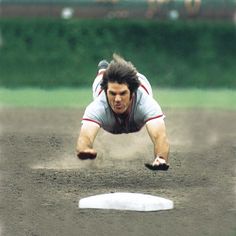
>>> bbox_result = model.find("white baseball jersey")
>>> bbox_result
[82,73,165,134]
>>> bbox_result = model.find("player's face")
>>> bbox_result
[106,82,132,114]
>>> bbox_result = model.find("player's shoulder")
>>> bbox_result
[86,92,109,113]
[136,85,160,112]
[136,88,153,106]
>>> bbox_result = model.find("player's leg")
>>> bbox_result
[92,60,109,100]
[138,73,153,97]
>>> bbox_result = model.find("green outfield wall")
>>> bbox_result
[0,19,235,88]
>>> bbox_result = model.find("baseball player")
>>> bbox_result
[76,54,170,171]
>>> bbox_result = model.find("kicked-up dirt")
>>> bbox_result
[0,107,235,236]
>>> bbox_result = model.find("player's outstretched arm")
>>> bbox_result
[145,119,170,170]
[76,121,100,160]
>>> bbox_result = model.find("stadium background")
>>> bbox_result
[0,2,236,236]
[0,0,236,88]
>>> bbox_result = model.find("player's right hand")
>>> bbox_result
[77,149,97,160]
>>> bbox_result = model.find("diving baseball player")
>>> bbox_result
[76,54,170,170]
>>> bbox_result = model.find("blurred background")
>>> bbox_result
[0,0,236,88]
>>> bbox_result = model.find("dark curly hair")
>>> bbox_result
[100,54,140,95]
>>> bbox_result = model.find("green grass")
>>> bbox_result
[0,88,93,108]
[0,88,235,110]
[153,89,236,110]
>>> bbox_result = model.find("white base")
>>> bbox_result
[79,192,174,211]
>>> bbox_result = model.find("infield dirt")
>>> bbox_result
[0,108,235,236]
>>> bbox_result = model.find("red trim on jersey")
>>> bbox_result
[145,114,164,123]
[98,89,103,96]
[140,84,149,95]
[82,118,101,126]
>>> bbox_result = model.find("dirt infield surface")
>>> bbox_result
[0,108,235,236]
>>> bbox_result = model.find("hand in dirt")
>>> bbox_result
[77,149,97,160]
[145,156,169,171]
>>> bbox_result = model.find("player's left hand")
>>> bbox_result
[145,156,169,171]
